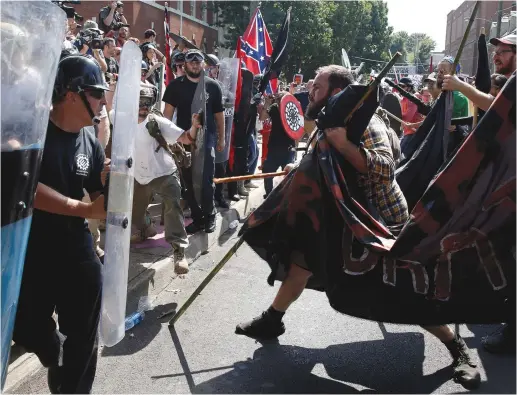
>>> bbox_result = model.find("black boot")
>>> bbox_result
[235,309,285,340]
[482,324,516,355]
[444,333,481,390]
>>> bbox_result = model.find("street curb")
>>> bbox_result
[126,185,265,295]
[4,184,267,393]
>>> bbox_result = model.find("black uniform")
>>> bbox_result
[162,75,224,224]
[13,121,105,393]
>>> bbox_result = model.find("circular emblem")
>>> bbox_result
[76,154,89,171]
[280,93,305,140]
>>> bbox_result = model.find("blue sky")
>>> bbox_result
[386,0,466,51]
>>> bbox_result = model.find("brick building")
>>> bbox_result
[73,1,219,53]
[445,1,516,76]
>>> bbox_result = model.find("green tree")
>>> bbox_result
[389,31,409,62]
[410,33,436,73]
[213,1,394,81]
[212,1,253,48]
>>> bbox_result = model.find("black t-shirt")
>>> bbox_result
[99,6,123,33]
[267,103,295,153]
[162,76,224,147]
[31,121,105,235]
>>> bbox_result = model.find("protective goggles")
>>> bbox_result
[139,96,155,109]
[185,52,204,63]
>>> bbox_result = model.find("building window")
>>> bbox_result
[190,1,195,16]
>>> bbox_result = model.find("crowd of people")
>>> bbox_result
[4,0,516,391]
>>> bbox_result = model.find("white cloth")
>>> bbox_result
[132,113,184,185]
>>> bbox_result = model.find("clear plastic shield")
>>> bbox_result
[215,58,239,163]
[0,2,65,388]
[191,69,207,204]
[100,41,141,347]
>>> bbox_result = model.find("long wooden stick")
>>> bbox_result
[214,171,287,184]
[169,236,245,326]
[380,108,405,124]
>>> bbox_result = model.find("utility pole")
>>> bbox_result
[496,0,503,38]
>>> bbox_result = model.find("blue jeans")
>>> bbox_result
[262,148,296,195]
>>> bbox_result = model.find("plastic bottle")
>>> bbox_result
[229,219,239,230]
[124,311,145,331]
[124,296,153,331]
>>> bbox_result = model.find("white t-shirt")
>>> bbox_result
[110,110,184,185]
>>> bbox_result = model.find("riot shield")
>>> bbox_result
[280,93,305,140]
[100,41,141,347]
[0,2,65,388]
[215,58,239,163]
[191,69,207,203]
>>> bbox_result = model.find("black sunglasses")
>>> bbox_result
[185,52,204,63]
[86,90,105,99]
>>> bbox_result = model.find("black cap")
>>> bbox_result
[399,77,413,86]
[144,29,156,38]
[172,51,185,63]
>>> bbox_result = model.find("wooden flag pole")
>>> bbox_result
[214,171,287,184]
[472,26,486,130]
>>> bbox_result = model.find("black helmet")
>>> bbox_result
[53,55,109,101]
[141,60,149,71]
[172,51,185,65]
[399,77,414,87]
[53,55,109,125]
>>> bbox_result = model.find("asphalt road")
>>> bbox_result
[7,241,516,394]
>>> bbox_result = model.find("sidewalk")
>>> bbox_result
[4,170,280,392]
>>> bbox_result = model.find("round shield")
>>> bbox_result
[280,93,305,140]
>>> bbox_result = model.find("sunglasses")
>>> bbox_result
[185,52,204,63]
[86,90,105,99]
[492,49,513,56]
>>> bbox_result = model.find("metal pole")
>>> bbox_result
[180,0,183,36]
[496,0,503,38]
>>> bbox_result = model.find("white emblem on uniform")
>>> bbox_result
[76,153,90,176]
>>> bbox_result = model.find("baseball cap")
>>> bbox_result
[83,20,99,31]
[490,34,517,46]
[399,77,414,86]
[424,72,437,82]
[144,29,156,38]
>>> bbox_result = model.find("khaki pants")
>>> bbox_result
[133,172,188,250]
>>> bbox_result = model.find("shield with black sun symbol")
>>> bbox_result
[280,93,305,140]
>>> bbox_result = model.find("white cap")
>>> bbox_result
[490,34,517,46]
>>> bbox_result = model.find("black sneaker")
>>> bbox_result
[205,216,216,233]
[186,221,204,234]
[482,324,516,354]
[444,334,481,390]
[216,199,230,209]
[229,194,241,202]
[235,311,285,340]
